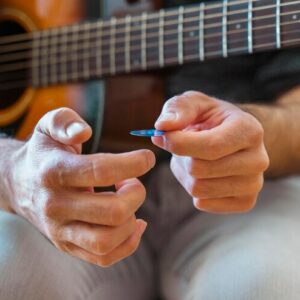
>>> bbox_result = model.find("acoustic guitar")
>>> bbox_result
[1,0,299,153]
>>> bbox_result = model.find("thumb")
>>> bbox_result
[155,91,215,131]
[35,108,92,146]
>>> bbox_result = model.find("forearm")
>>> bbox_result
[0,138,24,212]
[239,87,300,178]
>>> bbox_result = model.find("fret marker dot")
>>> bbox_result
[293,14,298,20]
[236,24,241,29]
[189,31,195,37]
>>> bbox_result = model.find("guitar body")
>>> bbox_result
[0,0,165,153]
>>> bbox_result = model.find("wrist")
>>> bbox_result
[0,138,25,213]
[238,103,294,178]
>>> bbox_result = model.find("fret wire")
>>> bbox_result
[248,0,253,53]
[10,17,300,75]
[4,5,300,66]
[40,31,49,86]
[110,17,117,75]
[276,0,281,48]
[159,9,165,67]
[222,0,228,57]
[24,19,300,73]
[5,28,300,86]
[199,3,205,61]
[60,27,68,82]
[178,6,184,65]
[33,9,300,58]
[0,5,300,61]
[141,12,148,70]
[49,28,59,84]
[96,21,103,77]
[82,24,91,79]
[71,24,80,81]
[1,0,300,50]
[0,0,289,47]
[125,15,131,73]
[31,33,40,87]
[50,37,300,83]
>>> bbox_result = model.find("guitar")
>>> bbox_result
[1,0,300,153]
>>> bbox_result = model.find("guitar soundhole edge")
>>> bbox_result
[0,20,27,110]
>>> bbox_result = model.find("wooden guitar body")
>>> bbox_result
[0,0,165,153]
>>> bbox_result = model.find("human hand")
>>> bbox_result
[7,108,156,266]
[152,91,269,214]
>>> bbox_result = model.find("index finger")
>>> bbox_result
[152,116,263,160]
[57,149,156,187]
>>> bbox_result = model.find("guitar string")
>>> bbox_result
[0,0,297,59]
[1,6,299,63]
[0,18,298,75]
[1,19,298,73]
[0,8,299,66]
[1,24,295,72]
[0,0,298,47]
[0,27,299,89]
[2,35,300,91]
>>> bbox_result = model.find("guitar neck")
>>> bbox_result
[29,0,300,87]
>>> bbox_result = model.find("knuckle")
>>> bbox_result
[126,237,140,256]
[52,107,73,121]
[248,120,264,146]
[39,156,65,186]
[92,159,115,186]
[137,151,153,171]
[165,139,185,156]
[255,175,264,192]
[110,202,128,226]
[204,136,224,160]
[193,197,203,211]
[94,235,112,255]
[182,90,201,99]
[259,149,270,172]
[186,159,209,178]
[97,256,113,268]
[186,158,199,177]
[241,195,257,212]
[42,194,58,218]
[134,183,146,204]
[187,178,201,197]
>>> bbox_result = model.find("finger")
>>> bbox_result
[58,149,156,187]
[61,220,147,267]
[152,114,263,159]
[170,157,264,199]
[175,147,269,179]
[60,216,137,255]
[35,108,92,148]
[154,91,217,131]
[61,178,146,226]
[193,195,257,214]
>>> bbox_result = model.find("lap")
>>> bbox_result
[0,211,156,300]
[159,176,300,300]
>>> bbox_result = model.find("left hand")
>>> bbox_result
[152,91,270,214]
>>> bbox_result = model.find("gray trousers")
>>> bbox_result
[1,163,300,300]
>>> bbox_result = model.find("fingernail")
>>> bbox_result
[139,221,148,235]
[66,122,87,137]
[147,151,156,169]
[156,112,177,123]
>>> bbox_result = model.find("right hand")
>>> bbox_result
[7,108,156,267]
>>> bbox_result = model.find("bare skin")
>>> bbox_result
[152,88,300,213]
[1,86,300,265]
[0,108,156,267]
[152,91,269,214]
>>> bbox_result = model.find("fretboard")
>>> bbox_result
[29,0,300,87]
